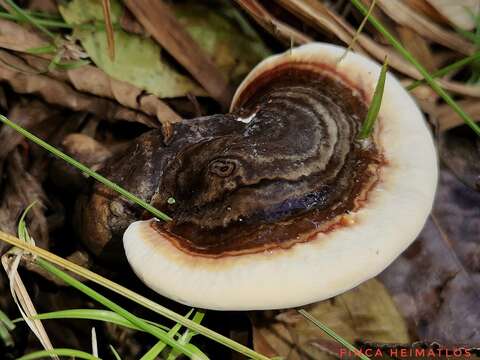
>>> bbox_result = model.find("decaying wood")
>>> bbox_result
[234,0,313,45]
[124,0,233,109]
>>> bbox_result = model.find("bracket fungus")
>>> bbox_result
[81,43,438,310]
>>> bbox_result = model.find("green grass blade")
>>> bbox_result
[0,309,15,331]
[140,321,184,360]
[0,321,14,347]
[30,309,170,332]
[358,57,388,139]
[52,59,91,70]
[109,345,122,360]
[25,45,57,55]
[0,115,171,221]
[350,0,480,136]
[298,309,369,360]
[18,201,38,244]
[340,0,376,62]
[0,230,270,360]
[17,348,101,360]
[407,52,480,90]
[166,310,206,360]
[35,259,197,358]
[3,0,55,38]
[139,309,193,360]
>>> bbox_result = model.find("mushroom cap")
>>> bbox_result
[123,43,438,310]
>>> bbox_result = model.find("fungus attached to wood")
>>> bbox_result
[84,43,437,310]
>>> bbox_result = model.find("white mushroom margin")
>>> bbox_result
[123,43,438,310]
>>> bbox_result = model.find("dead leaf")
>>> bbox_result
[0,19,49,53]
[276,0,422,79]
[0,50,157,126]
[252,279,410,359]
[426,0,480,31]
[59,0,204,99]
[234,0,313,45]
[436,99,480,131]
[376,0,475,55]
[397,26,437,72]
[124,0,233,107]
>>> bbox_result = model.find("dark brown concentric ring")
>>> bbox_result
[153,63,384,257]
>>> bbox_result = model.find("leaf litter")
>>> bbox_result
[0,0,479,358]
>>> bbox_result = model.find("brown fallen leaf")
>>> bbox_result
[376,0,475,55]
[0,50,158,127]
[276,0,362,52]
[252,279,410,359]
[436,99,480,131]
[124,0,233,108]
[405,0,448,26]
[277,0,422,79]
[426,0,480,31]
[0,19,181,127]
[234,0,313,45]
[397,26,437,72]
[0,19,49,53]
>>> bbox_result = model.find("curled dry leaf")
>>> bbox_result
[0,18,181,127]
[426,0,480,31]
[0,19,49,53]
[60,0,269,102]
[275,0,422,79]
[252,279,410,359]
[376,0,475,55]
[397,26,436,72]
[276,0,363,52]
[234,0,313,45]
[436,99,480,131]
[0,50,157,126]
[59,0,204,99]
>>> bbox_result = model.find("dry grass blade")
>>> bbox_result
[339,0,376,61]
[0,230,270,360]
[234,0,312,45]
[124,0,232,108]
[102,0,115,61]
[376,0,475,55]
[1,250,58,360]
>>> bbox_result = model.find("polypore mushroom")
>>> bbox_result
[82,43,438,310]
